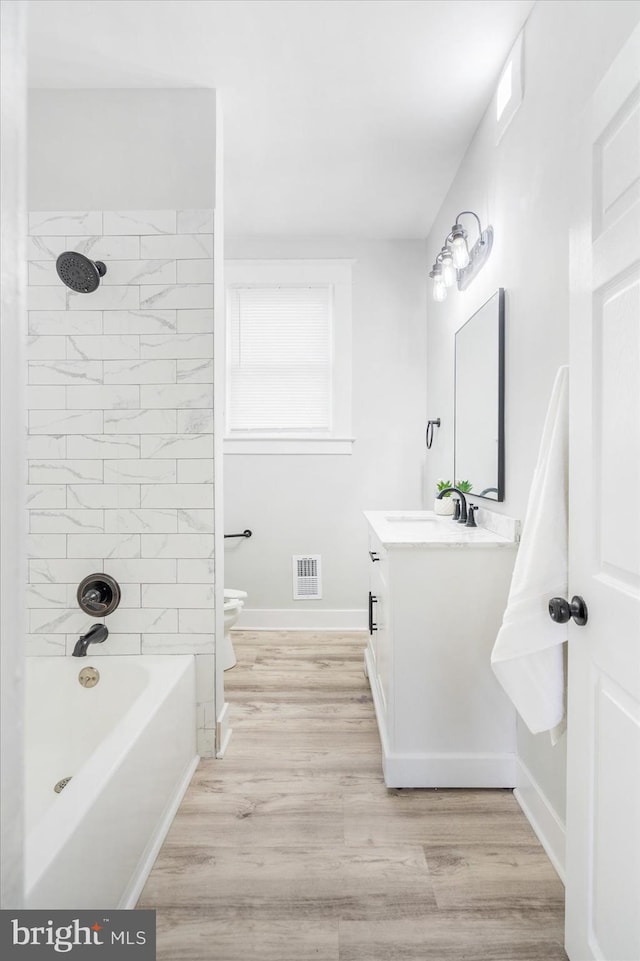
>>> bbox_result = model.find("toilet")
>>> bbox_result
[222,588,247,670]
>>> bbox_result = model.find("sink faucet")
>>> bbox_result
[436,486,468,523]
[72,623,108,657]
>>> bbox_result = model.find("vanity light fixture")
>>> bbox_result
[429,210,494,301]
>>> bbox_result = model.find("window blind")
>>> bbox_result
[227,285,333,433]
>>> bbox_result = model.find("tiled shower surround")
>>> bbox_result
[26,209,216,756]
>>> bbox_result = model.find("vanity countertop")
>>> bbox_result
[364,510,519,549]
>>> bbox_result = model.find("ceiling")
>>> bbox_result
[28,0,535,238]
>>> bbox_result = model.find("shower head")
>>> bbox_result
[56,251,107,293]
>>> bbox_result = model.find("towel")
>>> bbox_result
[491,366,569,741]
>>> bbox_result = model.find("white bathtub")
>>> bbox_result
[24,655,199,909]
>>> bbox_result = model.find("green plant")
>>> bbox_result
[436,479,453,497]
[455,480,473,493]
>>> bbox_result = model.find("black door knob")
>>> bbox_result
[548,595,588,626]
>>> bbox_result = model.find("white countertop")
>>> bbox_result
[364,510,518,548]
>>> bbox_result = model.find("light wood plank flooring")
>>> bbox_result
[138,631,568,960]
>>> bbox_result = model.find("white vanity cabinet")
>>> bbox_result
[364,511,518,788]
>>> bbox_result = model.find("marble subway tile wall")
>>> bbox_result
[26,209,216,756]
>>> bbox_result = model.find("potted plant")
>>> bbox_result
[434,479,455,515]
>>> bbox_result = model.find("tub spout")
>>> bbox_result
[72,623,108,657]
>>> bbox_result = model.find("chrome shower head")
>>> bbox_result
[56,251,107,293]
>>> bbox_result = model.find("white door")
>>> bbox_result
[565,25,640,961]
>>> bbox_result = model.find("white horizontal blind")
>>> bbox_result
[227,285,332,433]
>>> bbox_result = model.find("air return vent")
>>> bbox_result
[292,555,322,600]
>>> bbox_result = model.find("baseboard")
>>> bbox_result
[514,757,566,883]
[235,608,367,631]
[119,753,200,909]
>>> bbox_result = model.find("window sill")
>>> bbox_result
[224,437,355,455]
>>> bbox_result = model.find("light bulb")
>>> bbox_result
[440,251,456,287]
[450,225,470,269]
[432,274,447,302]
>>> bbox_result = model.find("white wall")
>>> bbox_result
[425,0,640,845]
[224,237,427,626]
[0,0,27,909]
[29,89,216,211]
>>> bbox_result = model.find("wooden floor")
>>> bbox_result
[138,631,568,960]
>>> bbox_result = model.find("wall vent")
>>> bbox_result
[292,555,322,600]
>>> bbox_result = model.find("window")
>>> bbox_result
[496,30,524,144]
[224,260,353,454]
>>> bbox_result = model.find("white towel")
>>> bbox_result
[491,366,569,740]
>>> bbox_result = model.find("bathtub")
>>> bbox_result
[24,655,199,909]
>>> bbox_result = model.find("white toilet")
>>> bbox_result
[222,588,247,670]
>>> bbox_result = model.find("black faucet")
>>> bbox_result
[72,623,108,657]
[436,486,468,523]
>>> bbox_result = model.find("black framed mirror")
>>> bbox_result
[454,289,505,501]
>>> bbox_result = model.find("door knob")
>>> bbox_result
[548,595,588,626]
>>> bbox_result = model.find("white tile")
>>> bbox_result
[103,309,176,335]
[29,409,103,435]
[177,359,214,383]
[26,533,67,558]
[142,583,215,608]
[140,284,213,310]
[26,584,68,608]
[67,434,140,459]
[104,460,176,484]
[141,433,213,459]
[64,633,141,656]
[177,210,214,234]
[177,260,214,284]
[142,533,214,559]
[26,485,67,509]
[103,210,176,235]
[27,236,67,260]
[140,332,213,359]
[67,534,140,558]
[197,728,216,758]
[106,607,178,633]
[28,310,102,336]
[66,582,140,610]
[102,259,176,286]
[139,384,213,410]
[176,409,214,433]
[103,359,176,385]
[178,558,215,584]
[140,484,213,509]
[67,484,140,509]
[28,261,59,285]
[104,509,177,534]
[104,409,176,434]
[178,509,214,534]
[195,654,215,701]
[29,558,103,584]
[27,385,66,409]
[26,635,66,656]
[180,609,215,633]
[141,234,213,259]
[30,509,104,533]
[176,309,214,333]
[66,335,139,360]
[66,385,140,409]
[68,286,140,311]
[27,436,66,459]
[103,558,176,584]
[29,460,103,484]
[30,607,86,634]
[27,336,67,360]
[177,459,214,484]
[142,633,215,655]
[30,211,103,235]
[28,360,102,385]
[27,287,67,310]
[67,235,140,259]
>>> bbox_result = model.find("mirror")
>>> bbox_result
[454,289,505,501]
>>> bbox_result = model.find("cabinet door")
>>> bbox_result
[369,558,391,714]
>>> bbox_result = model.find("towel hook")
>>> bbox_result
[425,418,441,449]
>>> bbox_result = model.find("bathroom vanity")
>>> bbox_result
[364,509,519,788]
